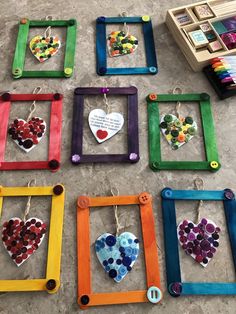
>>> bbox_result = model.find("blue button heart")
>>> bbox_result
[95,232,139,282]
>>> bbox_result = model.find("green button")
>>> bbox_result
[185,116,193,124]
[64,67,73,76]
[160,121,167,129]
[174,120,182,128]
[188,127,196,135]
[185,134,191,142]
[171,130,179,137]
[164,114,173,123]
[142,15,150,22]
[171,138,177,143]
[172,144,179,150]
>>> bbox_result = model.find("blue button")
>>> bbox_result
[105,235,116,246]
[147,286,162,303]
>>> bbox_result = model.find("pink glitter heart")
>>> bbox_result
[177,218,220,267]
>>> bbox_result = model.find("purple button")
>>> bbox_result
[205,223,215,234]
[178,230,184,236]
[193,245,201,255]
[187,233,195,241]
[193,227,200,233]
[201,218,207,225]
[200,239,211,251]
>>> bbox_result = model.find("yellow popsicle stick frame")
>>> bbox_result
[0,184,65,294]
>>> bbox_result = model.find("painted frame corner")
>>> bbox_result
[161,187,236,296]
[0,184,65,293]
[147,92,220,171]
[96,15,158,75]
[71,86,139,164]
[12,18,77,79]
[0,92,63,171]
[76,192,162,308]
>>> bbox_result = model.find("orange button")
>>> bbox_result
[20,18,28,24]
[177,133,185,142]
[77,196,90,209]
[149,93,157,101]
[139,192,152,205]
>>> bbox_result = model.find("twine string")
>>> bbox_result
[26,87,42,121]
[111,187,124,236]
[173,87,182,119]
[194,177,204,223]
[121,12,129,37]
[44,16,53,38]
[23,179,36,222]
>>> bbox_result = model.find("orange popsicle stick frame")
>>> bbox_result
[77,192,162,309]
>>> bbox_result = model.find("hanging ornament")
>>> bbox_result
[107,12,138,57]
[177,178,221,267]
[160,87,197,150]
[88,88,124,143]
[29,16,61,62]
[1,180,47,267]
[8,87,46,153]
[95,188,139,282]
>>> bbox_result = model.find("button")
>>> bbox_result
[71,154,81,164]
[138,192,151,204]
[46,279,57,290]
[177,133,185,142]
[160,122,167,129]
[224,189,235,200]
[129,153,138,161]
[187,127,196,135]
[171,130,179,137]
[162,188,173,198]
[64,67,73,76]
[53,184,64,195]
[1,93,11,101]
[98,67,107,75]
[200,93,210,101]
[169,282,182,296]
[205,223,215,234]
[142,15,150,22]
[54,93,61,100]
[147,286,162,303]
[20,18,28,24]
[174,120,182,128]
[48,159,60,170]
[164,114,173,123]
[80,295,90,305]
[149,66,157,73]
[12,68,22,76]
[97,16,106,23]
[108,269,117,278]
[105,235,116,247]
[185,116,193,124]
[68,19,76,26]
[122,256,132,266]
[77,196,90,209]
[149,93,157,101]
[200,239,211,251]
[210,161,219,169]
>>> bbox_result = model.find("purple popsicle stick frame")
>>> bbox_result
[71,86,139,164]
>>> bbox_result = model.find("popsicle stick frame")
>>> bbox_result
[12,18,77,79]
[77,192,162,309]
[96,15,158,75]
[71,86,139,164]
[161,187,236,296]
[0,92,63,171]
[0,184,65,293]
[147,92,220,171]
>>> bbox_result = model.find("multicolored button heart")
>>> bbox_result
[95,232,139,282]
[2,217,46,266]
[177,218,220,267]
[107,31,138,57]
[160,114,197,150]
[8,117,46,152]
[29,35,61,62]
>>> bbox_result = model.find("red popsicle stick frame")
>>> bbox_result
[0,93,63,172]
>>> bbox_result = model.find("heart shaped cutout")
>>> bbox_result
[177,218,220,267]
[2,217,47,266]
[8,117,46,153]
[88,109,124,143]
[160,114,197,150]
[29,35,61,62]
[95,232,139,282]
[107,31,138,57]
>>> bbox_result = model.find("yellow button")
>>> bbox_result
[142,15,150,22]
[64,67,73,76]
[210,161,219,169]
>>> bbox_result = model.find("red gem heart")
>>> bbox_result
[2,217,46,266]
[177,218,220,267]
[8,117,46,152]
[96,129,108,140]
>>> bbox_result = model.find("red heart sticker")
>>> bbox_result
[96,129,108,140]
[2,217,47,266]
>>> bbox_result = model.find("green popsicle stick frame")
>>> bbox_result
[12,18,77,79]
[147,92,221,172]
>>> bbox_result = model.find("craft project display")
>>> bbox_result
[96,15,157,75]
[71,86,139,164]
[77,192,162,308]
[12,18,77,78]
[166,0,236,71]
[147,92,220,171]
[0,92,63,171]
[204,56,236,99]
[0,183,65,293]
[162,187,236,297]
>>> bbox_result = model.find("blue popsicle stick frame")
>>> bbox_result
[96,16,158,75]
[161,187,236,296]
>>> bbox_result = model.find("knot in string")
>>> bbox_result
[23,179,36,222]
[111,187,124,236]
[26,86,42,121]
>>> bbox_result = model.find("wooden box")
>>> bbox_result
[166,0,236,71]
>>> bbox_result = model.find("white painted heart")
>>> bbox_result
[2,217,47,266]
[88,109,124,143]
[29,35,61,62]
[107,31,138,57]
[177,218,220,267]
[8,117,46,153]
[160,114,197,150]
[95,232,139,282]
